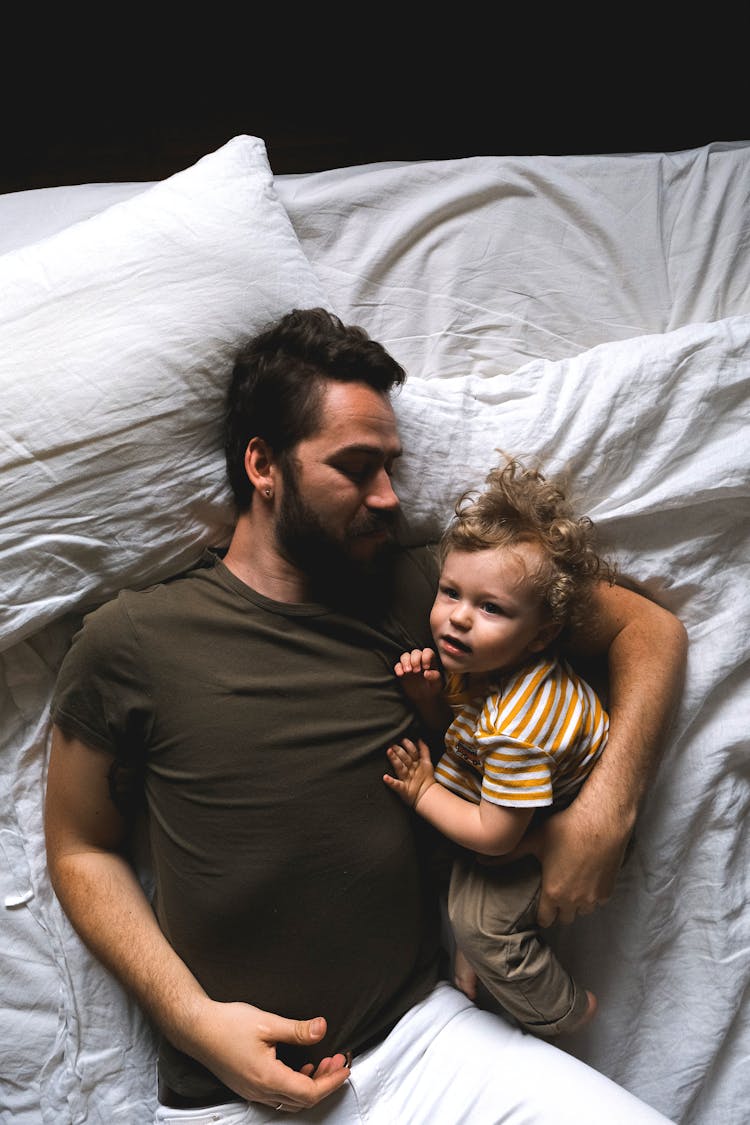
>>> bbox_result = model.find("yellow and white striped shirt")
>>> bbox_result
[436,658,609,808]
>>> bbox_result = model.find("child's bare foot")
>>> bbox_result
[453,947,478,1001]
[567,989,597,1033]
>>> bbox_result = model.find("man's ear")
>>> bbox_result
[244,436,275,495]
[528,621,562,654]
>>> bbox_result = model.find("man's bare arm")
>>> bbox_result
[519,581,688,926]
[44,726,350,1109]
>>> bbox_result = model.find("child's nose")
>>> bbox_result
[449,603,472,630]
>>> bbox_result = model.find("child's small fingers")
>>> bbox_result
[393,744,418,768]
[404,648,427,673]
[417,740,434,763]
[386,745,409,774]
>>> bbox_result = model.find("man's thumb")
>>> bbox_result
[291,1016,326,1045]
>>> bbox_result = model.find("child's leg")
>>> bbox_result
[448,854,595,1037]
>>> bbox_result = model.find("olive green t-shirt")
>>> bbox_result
[52,546,443,1100]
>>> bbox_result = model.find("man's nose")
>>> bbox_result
[366,468,400,510]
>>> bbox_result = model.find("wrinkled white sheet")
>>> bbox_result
[1,140,748,1124]
[278,142,750,374]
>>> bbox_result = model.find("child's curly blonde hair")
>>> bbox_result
[438,457,615,634]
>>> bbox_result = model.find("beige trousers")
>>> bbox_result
[447,853,589,1036]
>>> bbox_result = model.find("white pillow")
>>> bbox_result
[0,135,330,652]
[0,182,151,255]
[392,314,749,627]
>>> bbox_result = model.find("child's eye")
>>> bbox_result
[440,584,459,600]
[482,602,503,615]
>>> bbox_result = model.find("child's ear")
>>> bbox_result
[529,622,562,654]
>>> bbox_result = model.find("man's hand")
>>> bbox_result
[511,800,631,927]
[507,579,687,927]
[188,1001,351,1111]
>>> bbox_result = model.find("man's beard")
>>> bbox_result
[274,465,399,605]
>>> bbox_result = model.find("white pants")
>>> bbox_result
[154,982,674,1125]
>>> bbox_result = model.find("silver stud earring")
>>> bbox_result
[264,487,272,497]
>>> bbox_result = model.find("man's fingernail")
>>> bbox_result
[310,1018,324,1037]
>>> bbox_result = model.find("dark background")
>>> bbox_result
[5,102,747,193]
[2,29,746,193]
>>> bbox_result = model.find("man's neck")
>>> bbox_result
[222,515,310,604]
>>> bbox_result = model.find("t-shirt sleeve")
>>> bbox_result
[51,594,154,764]
[478,734,554,807]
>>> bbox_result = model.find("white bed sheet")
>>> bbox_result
[278,142,750,373]
[1,139,748,1124]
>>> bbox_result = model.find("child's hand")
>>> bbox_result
[394,648,443,702]
[383,737,436,809]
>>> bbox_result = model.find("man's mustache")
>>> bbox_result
[348,510,399,537]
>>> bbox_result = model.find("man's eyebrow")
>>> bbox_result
[331,443,403,459]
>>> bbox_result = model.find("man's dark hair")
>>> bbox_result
[224,307,406,510]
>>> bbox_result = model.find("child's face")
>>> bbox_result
[430,543,558,681]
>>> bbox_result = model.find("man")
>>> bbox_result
[45,308,685,1122]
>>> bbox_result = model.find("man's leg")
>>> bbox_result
[154,984,674,1124]
[348,982,674,1124]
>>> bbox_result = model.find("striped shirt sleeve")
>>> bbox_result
[438,658,609,809]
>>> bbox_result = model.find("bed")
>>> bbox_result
[1,130,748,1124]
